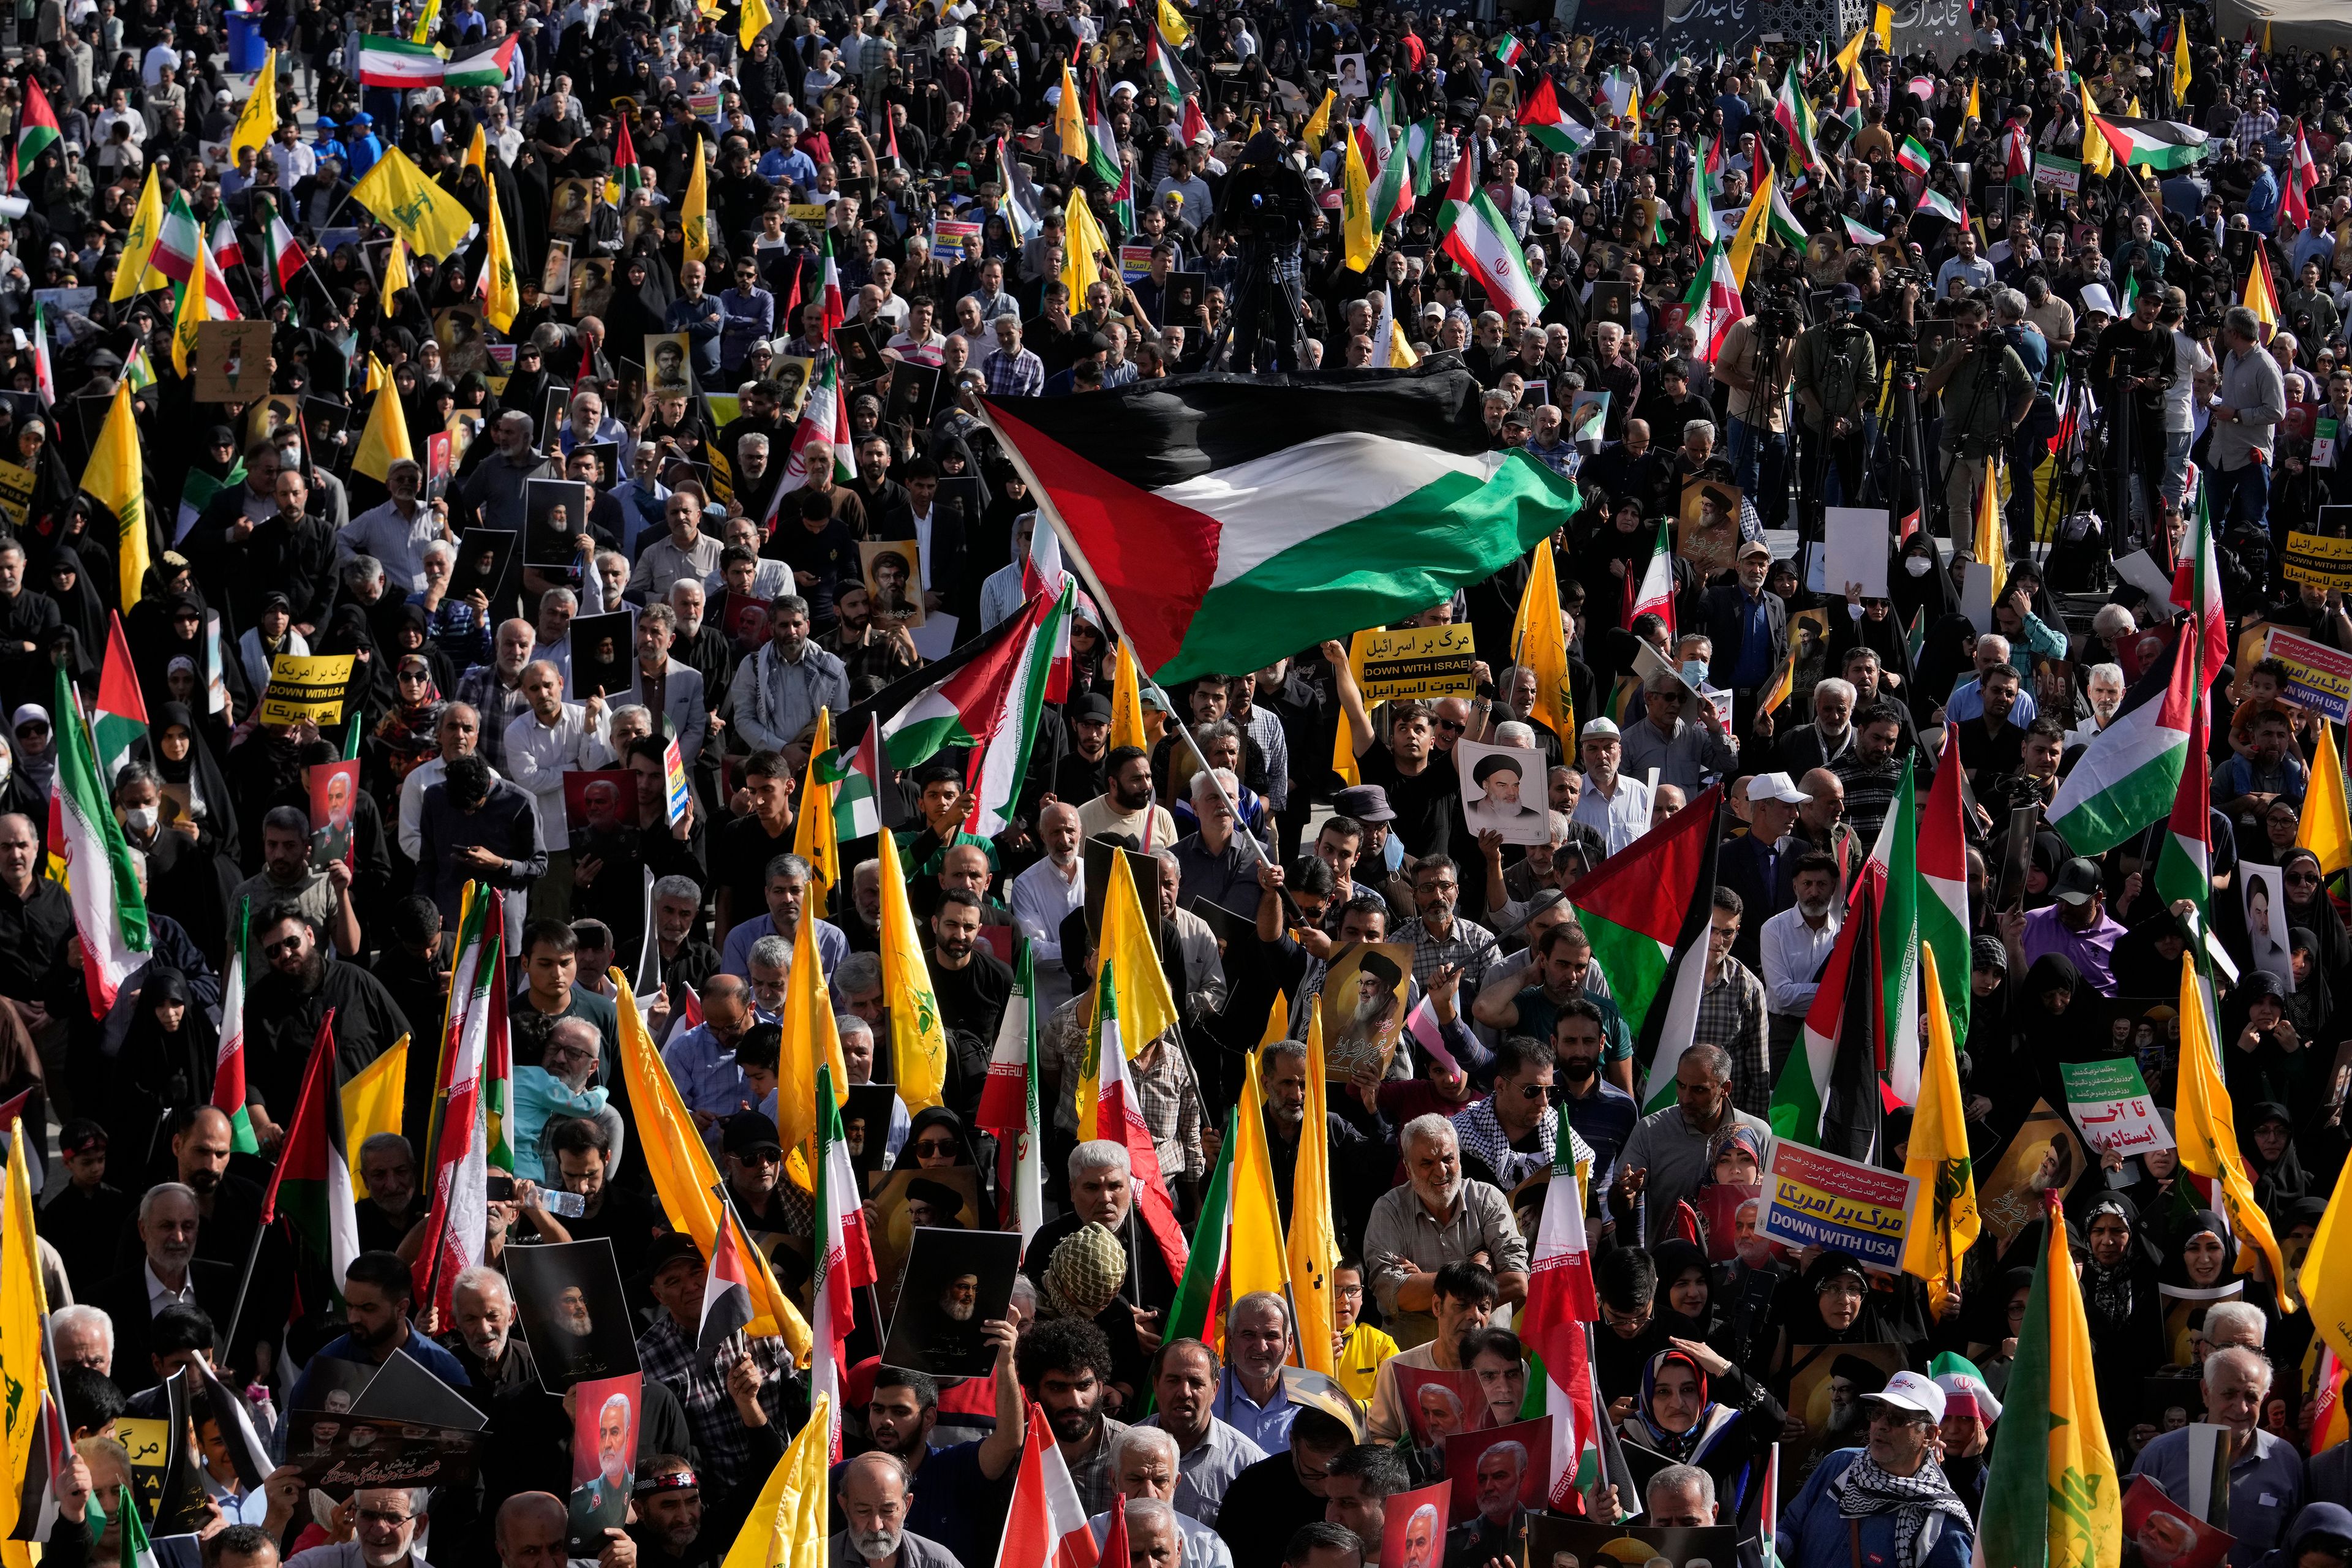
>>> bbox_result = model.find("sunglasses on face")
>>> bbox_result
[1435,717,1466,733]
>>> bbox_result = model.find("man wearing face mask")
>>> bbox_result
[109,761,231,963]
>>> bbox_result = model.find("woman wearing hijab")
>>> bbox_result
[313,603,398,733]
[140,703,240,865]
[2220,971,2322,1125]
[2280,846,2352,984]
[1769,1251,1906,1394]
[1619,1341,1785,1532]
[1825,585,1921,703]
[2075,1192,2166,1387]
[2156,1209,2275,1365]
[39,533,104,665]
[1910,612,1980,727]
[93,967,217,1183]
[2245,1103,2312,1231]
[370,655,445,797]
[2285,929,2335,1046]
[1990,953,2087,1132]
[2108,910,2197,1000]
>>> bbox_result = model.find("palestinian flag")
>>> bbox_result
[1147,24,1196,103]
[1631,787,1725,1110]
[1495,32,1525,64]
[698,1206,756,1359]
[92,614,145,781]
[1915,186,1962,223]
[822,725,884,840]
[980,366,1580,685]
[176,459,244,546]
[412,886,507,1319]
[1163,1101,1236,1349]
[1770,868,1887,1159]
[1894,135,1932,177]
[8,79,58,194]
[963,584,1075,837]
[812,1065,876,1461]
[258,1009,360,1308]
[52,672,149,1013]
[123,343,155,392]
[1563,788,1716,1039]
[878,588,1064,789]
[1518,76,1595,157]
[2048,619,2198,853]
[609,116,646,204]
[443,31,518,88]
[1437,145,1546,318]
[1843,213,1886,244]
[1085,74,1123,187]
[212,906,257,1154]
[2090,113,2210,169]
[2154,614,2214,919]
[1773,63,1820,168]
[358,35,445,88]
[1918,723,1973,1044]
[1624,519,1675,631]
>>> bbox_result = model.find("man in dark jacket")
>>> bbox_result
[240,900,412,1137]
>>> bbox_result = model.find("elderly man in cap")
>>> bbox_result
[633,1230,791,1493]
[2008,856,2126,995]
[2130,1348,2301,1566]
[1567,718,1651,857]
[1698,537,1788,733]
[1777,1370,1974,1567]
[1719,772,1807,967]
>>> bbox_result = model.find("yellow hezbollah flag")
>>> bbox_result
[1061,188,1111,323]
[1901,946,1979,1319]
[2245,244,2282,334]
[172,252,208,377]
[721,1393,829,1568]
[777,897,850,1191]
[230,50,279,167]
[1728,164,1774,290]
[1965,77,1980,124]
[1227,1048,1291,1338]
[876,827,948,1115]
[2081,82,2115,177]
[113,167,167,301]
[340,1033,409,1200]
[1302,89,1336,154]
[2300,1117,2352,1360]
[616,965,812,1357]
[1286,1006,1341,1376]
[738,0,772,50]
[791,709,839,900]
[382,235,411,318]
[682,145,712,264]
[1078,851,1177,1136]
[1110,637,1150,755]
[0,1111,49,1547]
[1833,24,1868,77]
[1513,541,1574,750]
[2174,21,2193,104]
[1871,1,1893,48]
[364,352,386,394]
[2052,29,2068,77]
[352,373,415,483]
[2301,721,2352,881]
[351,146,475,260]
[1975,457,2008,605]
[1341,128,1374,273]
[1055,65,1090,162]
[464,124,488,184]
[1158,0,1191,45]
[84,382,147,611]
[2176,952,2290,1293]
[480,178,519,333]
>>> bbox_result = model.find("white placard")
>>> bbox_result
[1823,507,1891,600]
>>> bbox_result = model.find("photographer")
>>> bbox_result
[1789,285,1879,507]
[1921,296,2035,540]
[2093,284,2179,541]
[1716,293,1797,530]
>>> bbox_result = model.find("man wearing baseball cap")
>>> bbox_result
[2012,856,2126,995]
[1719,772,1810,970]
[1695,538,1789,739]
[1777,1368,1975,1566]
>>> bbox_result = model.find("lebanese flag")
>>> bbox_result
[1624,520,1676,635]
[1521,1121,1606,1512]
[698,1207,756,1358]
[268,213,307,291]
[813,1065,876,1461]
[995,1403,1102,1568]
[981,369,1581,685]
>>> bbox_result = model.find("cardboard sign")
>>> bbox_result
[286,1412,483,1499]
[507,1238,644,1392]
[1757,1141,1916,1270]
[0,460,33,527]
[1457,739,1547,845]
[1347,624,1477,704]
[259,655,356,727]
[2059,1058,2175,1156]
[1118,243,1156,282]
[193,320,275,403]
[2263,624,2352,723]
[1822,507,1892,598]
[567,1373,642,1550]
[1319,941,1412,1083]
[2284,531,2352,592]
[2035,151,2083,192]
[309,760,360,869]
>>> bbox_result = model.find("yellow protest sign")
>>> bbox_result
[0,462,34,527]
[260,654,356,726]
[2286,532,2352,594]
[1346,624,1477,705]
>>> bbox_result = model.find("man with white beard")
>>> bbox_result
[832,1453,965,1568]
[1010,801,1086,1006]
[1758,851,1841,1063]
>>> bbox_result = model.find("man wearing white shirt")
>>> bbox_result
[342,460,447,592]
[979,512,1045,631]
[1012,802,1087,1008]
[1759,852,1841,1061]
[398,703,516,859]
[140,28,176,86]
[502,659,614,922]
[1567,718,1652,856]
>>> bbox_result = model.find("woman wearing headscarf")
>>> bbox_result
[92,967,217,1183]
[2219,971,2323,1129]
[2108,910,2198,1000]
[140,703,240,866]
[383,604,458,701]
[1619,1340,1785,1534]
[889,1106,981,1174]
[2245,1103,2312,1231]
[2156,1208,2275,1365]
[312,603,398,733]
[39,532,104,669]
[1989,953,2086,1132]
[1824,584,1921,704]
[1768,1250,1908,1395]
[2285,929,2335,1046]
[2280,846,2352,985]
[369,655,445,797]
[2074,1192,2166,1387]
[1910,612,1980,728]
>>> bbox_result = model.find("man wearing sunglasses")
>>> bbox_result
[240,900,412,1159]
[1447,1035,1589,1195]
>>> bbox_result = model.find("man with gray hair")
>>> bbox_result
[622,601,714,769]
[447,1265,535,1396]
[1645,1463,1717,1527]
[2211,303,2286,534]
[1360,1118,1529,1349]
[1615,1042,1770,1244]
[1621,671,1738,792]
[1089,1429,1235,1568]
[730,594,850,755]
[1173,766,1259,918]
[2130,1345,2299,1562]
[285,1486,433,1568]
[1020,1140,1180,1334]
[456,409,556,531]
[49,1303,112,1375]
[341,456,444,592]
[94,1182,239,1390]
[1215,1292,1298,1451]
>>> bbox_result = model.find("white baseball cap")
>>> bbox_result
[1746,771,1812,805]
[1863,1370,1947,1423]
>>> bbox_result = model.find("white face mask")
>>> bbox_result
[124,805,157,834]
[1904,556,1933,576]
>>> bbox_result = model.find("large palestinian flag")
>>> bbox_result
[981,368,1581,685]
[1518,76,1595,156]
[1564,788,1719,1042]
[2090,114,2211,170]
[443,33,519,89]
[2048,621,2198,854]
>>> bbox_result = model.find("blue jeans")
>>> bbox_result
[2162,430,2194,509]
[2208,458,2270,536]
[1728,416,1787,530]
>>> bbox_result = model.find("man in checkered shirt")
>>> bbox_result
[634,1231,797,1491]
[981,314,1046,397]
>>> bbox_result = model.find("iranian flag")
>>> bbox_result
[1090,959,1189,1284]
[1894,136,1932,178]
[1163,1109,1235,1347]
[1085,75,1123,187]
[1918,723,1973,1044]
[1627,787,1724,1110]
[213,903,257,1154]
[1773,63,1820,168]
[982,367,1581,685]
[258,1009,360,1306]
[266,213,307,292]
[443,32,518,89]
[412,886,508,1320]
[1518,76,1595,157]
[1768,180,1809,247]
[1495,32,1526,64]
[822,724,884,840]
[149,190,204,285]
[975,941,1046,1245]
[1681,241,1741,361]
[1843,213,1886,244]
[1624,519,1675,632]
[1866,761,1923,1106]
[2153,613,2214,921]
[2091,114,2210,169]
[818,225,846,339]
[1521,1125,1608,1512]
[1916,187,1962,223]
[91,614,145,782]
[1564,788,1717,1038]
[1771,869,1887,1159]
[8,79,58,192]
[1436,145,1546,318]
[358,35,445,88]
[995,1403,1102,1568]
[697,1207,756,1358]
[2171,486,2229,710]
[1369,116,1434,230]
[813,1064,876,1461]
[2048,621,2198,854]
[51,670,148,1012]
[210,216,244,276]
[28,306,51,408]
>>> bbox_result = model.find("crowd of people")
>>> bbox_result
[6,0,2352,1566]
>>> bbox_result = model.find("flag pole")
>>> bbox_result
[216,1208,273,1370]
